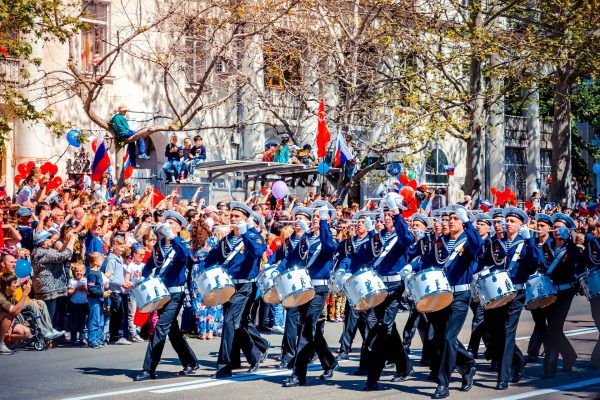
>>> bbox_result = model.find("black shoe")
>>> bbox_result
[460,366,476,392]
[336,352,349,360]
[282,375,305,387]
[134,371,156,381]
[178,363,200,376]
[385,362,396,369]
[211,371,233,379]
[353,368,368,376]
[362,382,380,391]
[525,355,539,364]
[319,362,339,380]
[432,385,449,399]
[276,361,290,370]
[496,381,508,390]
[391,367,414,382]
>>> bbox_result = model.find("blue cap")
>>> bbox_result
[17,207,33,218]
[552,213,576,229]
[502,206,529,224]
[535,213,553,227]
[310,200,337,220]
[473,213,492,226]
[411,213,431,229]
[162,210,186,227]
[34,230,53,246]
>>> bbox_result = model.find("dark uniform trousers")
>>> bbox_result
[467,301,489,357]
[280,306,300,365]
[485,290,525,382]
[429,290,476,386]
[403,299,428,350]
[527,308,548,358]
[591,298,600,369]
[291,286,336,381]
[217,282,264,375]
[143,292,198,372]
[543,289,577,375]
[338,299,367,354]
[365,280,412,385]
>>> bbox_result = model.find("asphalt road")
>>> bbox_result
[2,296,599,400]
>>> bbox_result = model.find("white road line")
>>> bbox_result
[61,327,599,400]
[492,376,600,400]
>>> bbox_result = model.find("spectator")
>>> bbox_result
[104,236,131,345]
[123,243,145,343]
[163,135,182,184]
[274,134,290,163]
[67,263,88,345]
[16,175,39,205]
[192,135,207,164]
[16,207,35,251]
[181,138,196,182]
[298,144,316,166]
[0,274,32,354]
[108,104,149,166]
[262,142,277,162]
[86,252,109,348]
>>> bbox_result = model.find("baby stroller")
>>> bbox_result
[6,310,49,351]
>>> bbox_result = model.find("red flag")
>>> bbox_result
[152,188,165,207]
[316,98,330,158]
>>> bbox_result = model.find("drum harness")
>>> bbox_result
[151,245,179,293]
[221,238,247,283]
[438,237,468,292]
[298,234,325,284]
[505,240,525,290]
[544,246,569,291]
[372,232,400,282]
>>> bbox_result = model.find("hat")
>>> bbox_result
[162,210,186,227]
[204,205,218,214]
[473,213,492,226]
[34,230,53,246]
[489,208,504,219]
[310,200,337,220]
[535,213,553,227]
[447,204,475,222]
[229,201,252,217]
[303,144,312,150]
[118,104,128,111]
[17,207,33,218]
[502,206,529,224]
[552,213,576,230]
[250,211,263,228]
[265,141,277,149]
[292,205,312,219]
[411,213,431,229]
[352,210,379,223]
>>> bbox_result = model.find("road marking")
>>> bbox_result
[492,376,600,400]
[62,327,599,399]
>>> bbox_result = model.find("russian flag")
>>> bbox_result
[333,133,353,167]
[479,199,493,212]
[444,165,455,176]
[90,134,110,181]
[123,151,133,180]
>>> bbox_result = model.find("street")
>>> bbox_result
[2,296,599,400]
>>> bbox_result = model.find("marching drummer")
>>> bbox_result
[410,205,482,399]
[203,201,268,379]
[334,210,383,375]
[279,201,338,387]
[360,194,414,391]
[272,206,310,370]
[135,210,199,381]
[485,207,541,390]
[540,213,580,379]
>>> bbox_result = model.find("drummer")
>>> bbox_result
[335,210,383,375]
[203,201,268,379]
[407,205,482,399]
[135,210,199,381]
[279,201,338,387]
[272,206,310,370]
[582,228,600,369]
[490,208,505,240]
[486,207,541,390]
[360,194,414,391]
[540,213,580,379]
[527,213,554,363]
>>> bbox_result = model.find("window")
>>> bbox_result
[81,1,109,73]
[264,46,301,90]
[184,35,207,84]
[540,150,552,197]
[505,147,527,201]
[425,148,449,184]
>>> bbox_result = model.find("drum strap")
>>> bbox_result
[155,250,176,279]
[546,248,567,275]
[306,244,322,268]
[506,241,525,274]
[373,236,398,267]
[443,238,467,270]
[224,240,244,265]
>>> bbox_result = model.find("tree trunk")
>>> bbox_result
[462,58,485,199]
[550,67,573,205]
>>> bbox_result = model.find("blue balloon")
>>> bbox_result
[387,162,402,176]
[15,259,32,279]
[593,163,600,175]
[66,129,81,147]
[317,162,330,175]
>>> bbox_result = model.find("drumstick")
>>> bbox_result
[505,222,558,233]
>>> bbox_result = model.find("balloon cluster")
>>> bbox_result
[490,187,517,206]
[14,161,61,189]
[392,172,426,218]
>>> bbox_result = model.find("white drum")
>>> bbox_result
[407,268,453,313]
[475,269,517,309]
[257,264,281,304]
[194,265,235,307]
[274,267,315,308]
[580,268,600,300]
[132,277,171,313]
[328,268,352,295]
[525,272,557,310]
[343,268,388,311]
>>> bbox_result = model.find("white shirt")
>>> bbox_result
[124,261,144,293]
[68,278,88,304]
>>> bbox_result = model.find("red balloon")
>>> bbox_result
[46,176,63,191]
[408,179,418,190]
[48,164,58,176]
[17,163,27,175]
[269,237,283,252]
[490,187,497,195]
[91,138,98,152]
[26,161,35,172]
[400,186,415,201]
[40,162,51,175]
[14,175,24,185]
[399,173,409,185]
[525,200,533,211]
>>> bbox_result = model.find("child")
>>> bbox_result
[123,243,145,342]
[68,263,88,345]
[86,252,111,348]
